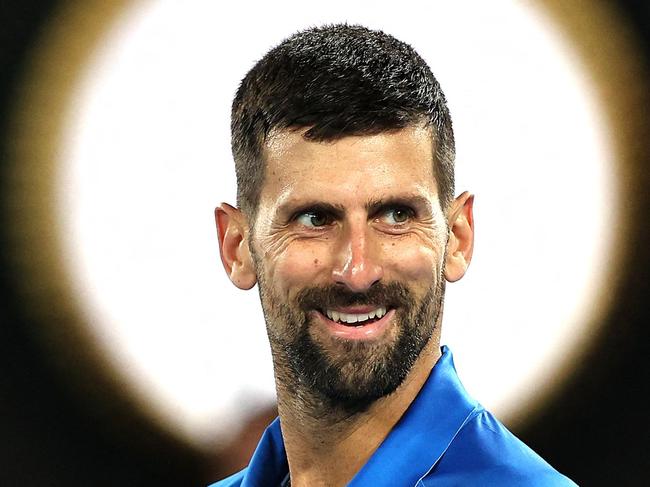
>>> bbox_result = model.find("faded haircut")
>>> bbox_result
[231,23,455,219]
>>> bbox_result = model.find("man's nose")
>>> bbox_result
[331,221,383,292]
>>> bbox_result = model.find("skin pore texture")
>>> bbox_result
[216,124,474,487]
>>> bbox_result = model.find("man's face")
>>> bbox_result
[244,125,451,412]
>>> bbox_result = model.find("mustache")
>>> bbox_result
[296,282,415,311]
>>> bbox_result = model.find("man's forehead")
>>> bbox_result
[263,124,435,158]
[257,125,440,214]
[261,125,437,183]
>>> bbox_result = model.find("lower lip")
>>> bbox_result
[313,309,396,340]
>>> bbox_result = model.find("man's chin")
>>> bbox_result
[292,329,414,415]
[317,362,410,415]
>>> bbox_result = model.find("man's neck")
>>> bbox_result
[274,339,441,487]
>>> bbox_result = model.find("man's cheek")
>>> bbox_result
[387,244,439,282]
[272,244,330,290]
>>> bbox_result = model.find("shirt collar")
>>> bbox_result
[239,415,288,487]
[349,345,478,485]
[239,346,478,487]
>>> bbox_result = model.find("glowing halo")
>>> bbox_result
[4,0,642,451]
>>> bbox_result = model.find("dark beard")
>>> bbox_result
[261,280,444,416]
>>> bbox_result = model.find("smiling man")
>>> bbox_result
[212,24,575,487]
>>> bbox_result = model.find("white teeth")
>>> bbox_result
[325,307,387,324]
[341,313,357,323]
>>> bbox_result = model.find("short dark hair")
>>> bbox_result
[231,23,455,219]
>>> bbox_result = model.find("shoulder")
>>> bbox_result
[422,407,577,486]
[207,468,247,487]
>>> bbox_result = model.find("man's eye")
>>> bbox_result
[381,207,414,225]
[296,211,330,228]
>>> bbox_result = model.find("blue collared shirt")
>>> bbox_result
[210,346,577,486]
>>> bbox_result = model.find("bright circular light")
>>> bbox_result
[57,0,616,448]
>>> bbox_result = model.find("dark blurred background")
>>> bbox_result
[1,1,649,486]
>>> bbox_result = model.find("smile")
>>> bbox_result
[324,306,387,326]
[314,307,396,340]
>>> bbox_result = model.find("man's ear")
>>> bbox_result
[215,203,257,290]
[444,192,475,283]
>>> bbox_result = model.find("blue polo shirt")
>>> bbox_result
[210,346,577,486]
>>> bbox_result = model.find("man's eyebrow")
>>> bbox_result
[276,195,433,219]
[277,200,346,218]
[364,195,433,215]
